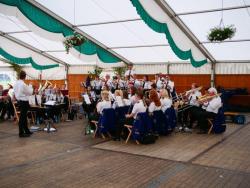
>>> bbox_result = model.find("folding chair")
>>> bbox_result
[164,106,177,132]
[207,107,226,134]
[12,101,20,124]
[92,108,116,139]
[125,112,152,144]
[152,110,169,135]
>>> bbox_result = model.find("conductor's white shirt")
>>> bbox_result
[14,80,33,101]
[131,100,146,119]
[206,96,222,114]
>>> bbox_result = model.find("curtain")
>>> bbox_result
[0,0,120,63]
[0,47,59,70]
[130,0,207,67]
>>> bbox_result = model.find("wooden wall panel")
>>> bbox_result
[215,75,250,92]
[137,74,211,94]
[68,74,87,99]
[24,74,250,100]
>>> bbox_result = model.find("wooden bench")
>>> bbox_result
[224,112,239,122]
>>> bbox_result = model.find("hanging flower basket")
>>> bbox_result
[207,25,236,42]
[63,33,85,53]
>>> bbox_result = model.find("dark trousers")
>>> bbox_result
[197,111,216,131]
[0,101,6,119]
[18,101,31,135]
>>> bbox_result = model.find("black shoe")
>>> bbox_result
[19,134,30,137]
[112,137,120,141]
[197,130,207,134]
[27,132,33,135]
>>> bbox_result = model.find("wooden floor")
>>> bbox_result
[0,117,250,188]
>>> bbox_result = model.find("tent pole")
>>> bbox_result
[211,62,215,87]
[65,65,69,90]
[167,63,170,75]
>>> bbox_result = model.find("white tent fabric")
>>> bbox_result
[0,0,250,78]
[0,36,60,67]
[23,66,66,80]
[0,3,115,64]
[139,0,205,61]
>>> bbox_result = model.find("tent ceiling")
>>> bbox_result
[0,0,250,66]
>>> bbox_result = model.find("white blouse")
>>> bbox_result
[96,100,111,114]
[148,102,162,113]
[160,98,172,112]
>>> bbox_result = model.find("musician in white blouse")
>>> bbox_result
[113,90,125,108]
[125,89,147,125]
[13,71,33,137]
[148,89,162,114]
[160,89,172,112]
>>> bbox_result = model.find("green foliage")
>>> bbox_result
[113,66,127,77]
[63,32,86,53]
[88,66,103,79]
[208,25,236,42]
[0,58,22,78]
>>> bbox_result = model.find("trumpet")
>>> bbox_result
[38,80,53,93]
[198,93,222,103]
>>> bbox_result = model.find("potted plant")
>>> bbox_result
[63,32,86,53]
[88,66,103,79]
[208,25,236,42]
[113,66,127,77]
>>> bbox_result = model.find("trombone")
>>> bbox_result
[197,93,222,103]
[172,86,203,101]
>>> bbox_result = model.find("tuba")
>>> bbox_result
[38,80,52,94]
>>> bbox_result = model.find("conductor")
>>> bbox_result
[13,71,33,137]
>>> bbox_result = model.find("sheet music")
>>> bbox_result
[83,94,91,105]
[44,100,56,106]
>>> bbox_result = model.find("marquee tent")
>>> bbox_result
[0,0,250,82]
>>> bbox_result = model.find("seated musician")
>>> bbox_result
[117,75,127,90]
[0,84,7,121]
[125,89,147,126]
[183,83,202,131]
[142,75,151,93]
[54,89,64,103]
[165,75,176,98]
[155,73,162,91]
[129,86,137,106]
[29,87,42,107]
[122,90,131,106]
[29,87,43,125]
[113,90,126,108]
[148,90,161,115]
[88,90,112,129]
[196,87,222,134]
[92,75,102,99]
[111,76,119,94]
[82,86,97,118]
[133,74,142,89]
[160,89,172,112]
